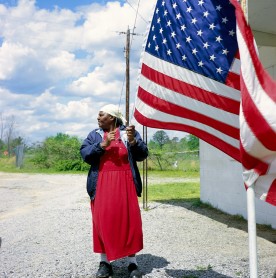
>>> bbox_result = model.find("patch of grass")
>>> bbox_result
[147,181,200,203]
[148,169,199,179]
[0,157,87,174]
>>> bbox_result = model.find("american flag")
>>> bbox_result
[232,0,276,205]
[134,0,241,161]
[134,0,276,205]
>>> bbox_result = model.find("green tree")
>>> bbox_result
[31,133,88,171]
[152,130,170,150]
[186,134,199,150]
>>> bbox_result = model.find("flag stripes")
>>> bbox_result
[232,0,276,204]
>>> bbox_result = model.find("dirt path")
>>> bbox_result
[0,172,275,278]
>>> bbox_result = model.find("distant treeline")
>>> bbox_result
[2,131,199,172]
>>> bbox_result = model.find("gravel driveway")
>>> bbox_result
[0,172,275,278]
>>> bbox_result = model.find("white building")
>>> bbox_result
[200,1,276,229]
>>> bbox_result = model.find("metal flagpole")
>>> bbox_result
[247,185,258,277]
[241,0,258,277]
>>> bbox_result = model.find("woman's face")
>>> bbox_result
[97,111,114,130]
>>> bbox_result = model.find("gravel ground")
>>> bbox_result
[0,172,276,278]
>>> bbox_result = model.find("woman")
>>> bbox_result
[80,104,148,278]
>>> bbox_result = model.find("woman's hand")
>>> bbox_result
[100,130,116,149]
[126,125,136,145]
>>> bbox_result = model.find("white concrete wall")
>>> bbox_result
[200,46,276,229]
[200,141,276,229]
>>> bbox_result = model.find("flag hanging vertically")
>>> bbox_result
[134,0,276,205]
[231,0,276,205]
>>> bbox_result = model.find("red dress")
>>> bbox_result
[90,129,143,261]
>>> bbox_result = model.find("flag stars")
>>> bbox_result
[159,28,163,34]
[216,5,222,11]
[181,24,186,31]
[167,49,172,55]
[173,3,177,9]
[210,54,216,61]
[203,11,209,17]
[192,48,198,55]
[187,7,192,13]
[229,29,235,36]
[198,0,204,6]
[157,17,161,23]
[197,30,203,36]
[216,36,223,42]
[162,38,167,44]
[176,42,181,49]
[171,31,176,38]
[155,8,159,14]
[176,13,181,20]
[198,61,204,67]
[222,17,228,24]
[167,20,172,27]
[216,67,223,74]
[152,25,155,31]
[162,1,165,6]
[222,49,229,55]
[191,18,197,24]
[209,23,215,30]
[182,54,187,61]
[153,35,156,41]
[155,45,159,51]
[164,10,168,16]
[186,36,192,43]
[203,42,210,48]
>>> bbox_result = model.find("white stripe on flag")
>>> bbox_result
[142,52,241,101]
[135,98,240,149]
[139,74,240,128]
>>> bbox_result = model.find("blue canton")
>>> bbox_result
[145,0,238,83]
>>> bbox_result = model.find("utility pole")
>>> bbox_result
[119,27,148,208]
[118,27,141,125]
[125,27,130,126]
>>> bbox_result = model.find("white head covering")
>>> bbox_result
[100,104,127,124]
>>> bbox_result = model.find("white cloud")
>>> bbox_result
[0,0,160,142]
[46,50,90,78]
[0,42,35,80]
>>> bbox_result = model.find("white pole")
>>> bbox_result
[247,185,258,278]
[240,0,258,276]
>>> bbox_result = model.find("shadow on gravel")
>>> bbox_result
[111,253,169,277]
[112,253,232,278]
[153,199,276,244]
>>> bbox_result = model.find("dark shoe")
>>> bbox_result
[128,263,142,278]
[96,261,113,278]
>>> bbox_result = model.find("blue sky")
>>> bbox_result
[34,0,124,10]
[0,0,185,144]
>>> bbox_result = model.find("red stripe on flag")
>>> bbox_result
[225,71,240,91]
[241,77,276,151]
[141,63,240,115]
[234,0,276,103]
[266,179,276,205]
[134,108,241,161]
[137,86,239,139]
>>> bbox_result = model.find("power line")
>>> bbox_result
[125,0,148,24]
